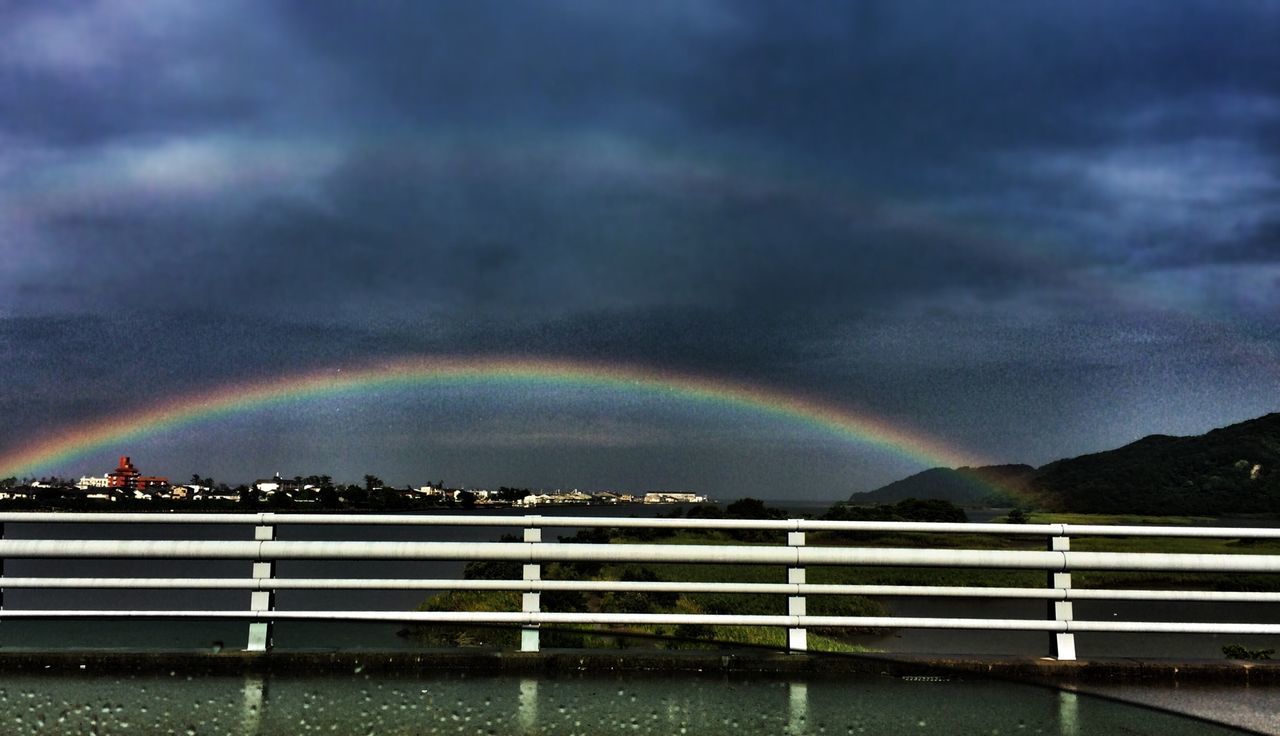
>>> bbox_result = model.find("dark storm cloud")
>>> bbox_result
[0,3,326,148]
[274,1,729,129]
[0,309,452,442]
[16,132,1060,328]
[674,1,1280,157]
[4,1,1280,494]
[10,0,1278,299]
[235,142,1059,319]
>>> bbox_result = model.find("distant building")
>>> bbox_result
[254,474,301,495]
[643,492,707,504]
[194,487,241,502]
[518,490,592,507]
[76,476,112,490]
[107,456,168,491]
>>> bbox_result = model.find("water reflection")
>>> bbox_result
[787,681,807,734]
[1058,691,1079,736]
[241,674,265,736]
[518,677,537,734]
[0,671,1241,735]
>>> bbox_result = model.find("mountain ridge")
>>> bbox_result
[850,412,1280,514]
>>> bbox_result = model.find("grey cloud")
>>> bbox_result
[276,1,729,130]
[5,1,1280,496]
[0,2,334,147]
[673,1,1280,175]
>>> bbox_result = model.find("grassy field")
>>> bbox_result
[403,558,879,652]
[402,514,1280,649]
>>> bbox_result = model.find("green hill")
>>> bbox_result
[1030,413,1280,514]
[848,464,1035,507]
[851,413,1280,515]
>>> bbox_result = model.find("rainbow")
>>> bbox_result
[0,357,989,480]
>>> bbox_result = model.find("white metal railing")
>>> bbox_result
[0,512,1278,660]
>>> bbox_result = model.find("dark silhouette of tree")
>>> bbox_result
[344,484,368,506]
[725,497,784,519]
[319,486,340,508]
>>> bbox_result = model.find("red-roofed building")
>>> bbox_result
[107,456,168,491]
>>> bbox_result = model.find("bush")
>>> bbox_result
[1223,644,1274,660]
[401,590,521,648]
[691,592,785,617]
[723,497,787,541]
[601,590,655,614]
[822,498,967,523]
[617,567,677,608]
[542,588,589,613]
[725,498,785,519]
[685,505,723,519]
[464,560,522,580]
[673,623,714,641]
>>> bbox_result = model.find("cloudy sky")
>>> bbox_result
[2,1,1279,498]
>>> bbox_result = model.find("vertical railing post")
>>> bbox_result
[1049,532,1076,660]
[0,521,5,622]
[1,521,5,614]
[521,517,541,652]
[247,522,275,652]
[787,528,807,653]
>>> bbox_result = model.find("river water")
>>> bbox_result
[1,504,1277,658]
[0,671,1243,736]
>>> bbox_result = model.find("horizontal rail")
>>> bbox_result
[2,539,1278,574]
[0,512,1275,658]
[5,577,1280,603]
[2,609,1279,636]
[1,511,1277,539]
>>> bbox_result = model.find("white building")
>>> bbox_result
[518,490,592,507]
[196,488,242,502]
[643,492,707,504]
[76,476,112,490]
[253,475,301,494]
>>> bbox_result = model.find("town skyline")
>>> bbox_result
[8,453,708,501]
[2,452,711,511]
